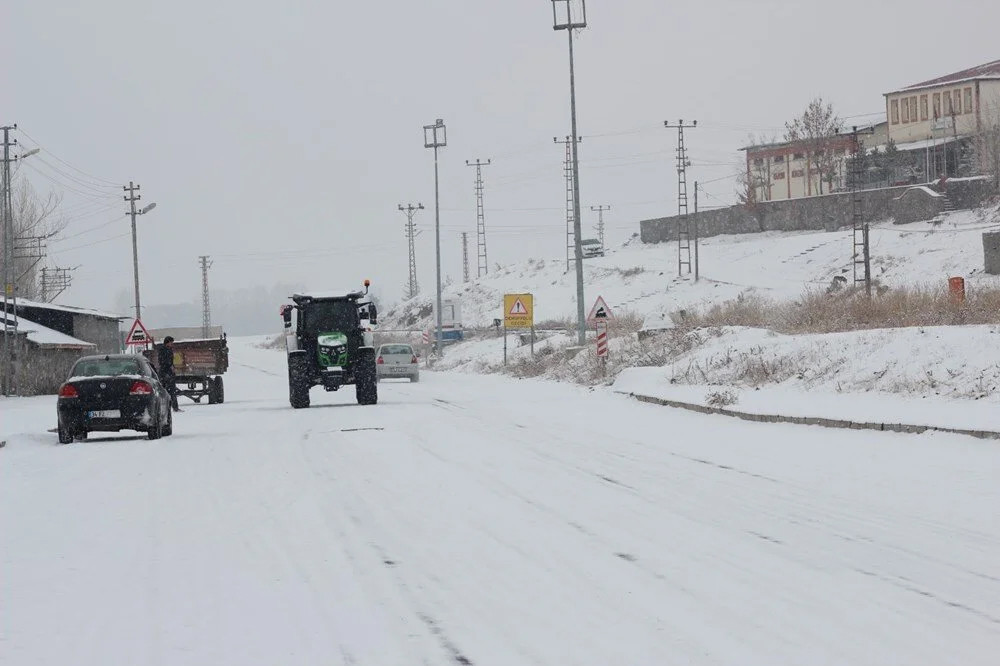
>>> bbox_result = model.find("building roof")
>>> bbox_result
[147,326,225,343]
[1,314,96,350]
[2,298,125,321]
[894,58,1000,92]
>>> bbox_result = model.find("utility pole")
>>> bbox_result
[398,203,424,299]
[199,255,213,338]
[693,183,700,282]
[846,125,875,296]
[2,125,14,396]
[0,126,39,396]
[39,266,75,303]
[555,136,582,272]
[123,182,157,324]
[590,204,610,249]
[423,119,447,355]
[461,232,470,283]
[664,119,697,277]
[466,159,491,278]
[551,0,588,346]
[124,182,142,321]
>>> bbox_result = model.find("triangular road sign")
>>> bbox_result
[125,318,153,346]
[509,298,529,316]
[587,296,614,324]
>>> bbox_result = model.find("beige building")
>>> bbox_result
[884,58,1000,177]
[742,134,858,202]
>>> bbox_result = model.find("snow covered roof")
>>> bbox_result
[0,314,96,350]
[147,326,225,342]
[4,298,124,321]
[892,58,1000,93]
[293,290,367,300]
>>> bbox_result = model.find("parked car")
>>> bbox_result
[56,354,174,443]
[581,238,605,258]
[376,343,420,382]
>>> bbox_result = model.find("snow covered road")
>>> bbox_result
[2,339,999,665]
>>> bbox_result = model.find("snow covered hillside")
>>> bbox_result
[383,205,1000,331]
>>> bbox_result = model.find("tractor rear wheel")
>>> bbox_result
[355,350,378,406]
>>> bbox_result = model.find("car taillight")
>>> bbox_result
[411,355,418,364]
[58,384,79,398]
[376,356,384,364]
[129,381,154,396]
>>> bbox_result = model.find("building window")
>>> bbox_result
[774,156,784,164]
[910,97,918,122]
[793,152,804,160]
[965,87,973,113]
[921,95,928,120]
[753,158,764,166]
[932,93,941,118]
[944,90,953,115]
[791,169,804,178]
[953,89,962,114]
[891,99,899,124]
[773,172,786,180]
[901,98,909,123]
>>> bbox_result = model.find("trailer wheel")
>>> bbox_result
[213,376,225,404]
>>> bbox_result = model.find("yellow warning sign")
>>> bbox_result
[503,293,533,329]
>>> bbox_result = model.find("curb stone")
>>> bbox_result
[617,391,1000,441]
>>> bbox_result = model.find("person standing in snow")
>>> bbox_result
[157,336,181,412]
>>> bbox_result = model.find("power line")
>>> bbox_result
[15,127,120,187]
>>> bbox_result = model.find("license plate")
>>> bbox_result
[389,366,409,373]
[88,410,120,419]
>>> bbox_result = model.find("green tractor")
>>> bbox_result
[279,281,379,409]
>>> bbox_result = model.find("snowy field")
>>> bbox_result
[2,337,999,665]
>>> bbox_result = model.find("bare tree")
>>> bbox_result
[0,172,65,301]
[785,98,843,195]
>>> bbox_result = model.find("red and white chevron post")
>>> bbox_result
[596,323,609,358]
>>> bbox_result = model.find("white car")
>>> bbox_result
[376,344,420,382]
[581,238,605,258]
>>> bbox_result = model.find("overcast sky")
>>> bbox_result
[7,0,999,315]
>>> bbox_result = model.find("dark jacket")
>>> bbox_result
[157,344,176,378]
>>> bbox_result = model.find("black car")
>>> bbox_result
[57,354,174,443]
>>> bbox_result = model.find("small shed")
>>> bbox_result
[0,314,96,396]
[0,299,124,354]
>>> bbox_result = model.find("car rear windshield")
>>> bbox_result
[380,345,412,355]
[71,358,142,377]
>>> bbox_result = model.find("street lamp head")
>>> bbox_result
[423,119,447,149]
[552,0,587,30]
[139,202,157,215]
[19,148,40,159]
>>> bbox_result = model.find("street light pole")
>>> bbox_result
[124,181,156,324]
[552,0,588,346]
[423,119,446,356]
[2,127,39,397]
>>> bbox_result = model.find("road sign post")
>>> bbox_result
[503,293,534,366]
